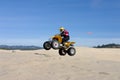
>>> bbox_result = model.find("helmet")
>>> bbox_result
[59,27,65,32]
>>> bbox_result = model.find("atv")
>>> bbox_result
[43,34,76,56]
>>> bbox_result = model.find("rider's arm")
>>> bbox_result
[60,31,65,36]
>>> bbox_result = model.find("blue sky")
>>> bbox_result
[0,0,120,46]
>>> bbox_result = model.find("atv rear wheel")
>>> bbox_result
[51,40,60,49]
[59,48,66,56]
[67,47,76,56]
[43,41,51,50]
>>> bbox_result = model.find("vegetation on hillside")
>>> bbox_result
[0,45,43,50]
[94,43,120,48]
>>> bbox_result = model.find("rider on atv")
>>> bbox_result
[59,27,70,44]
[43,27,76,56]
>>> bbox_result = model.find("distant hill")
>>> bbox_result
[94,43,120,48]
[0,45,43,50]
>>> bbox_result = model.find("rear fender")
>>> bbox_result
[65,42,75,48]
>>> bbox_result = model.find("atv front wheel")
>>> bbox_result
[51,40,60,49]
[43,41,51,50]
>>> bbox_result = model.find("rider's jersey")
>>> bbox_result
[61,30,69,37]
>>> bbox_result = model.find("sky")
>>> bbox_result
[0,0,120,46]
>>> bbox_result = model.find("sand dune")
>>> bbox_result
[0,47,120,80]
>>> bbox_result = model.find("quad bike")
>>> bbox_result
[43,34,76,56]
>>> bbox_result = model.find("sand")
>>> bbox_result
[0,47,120,80]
